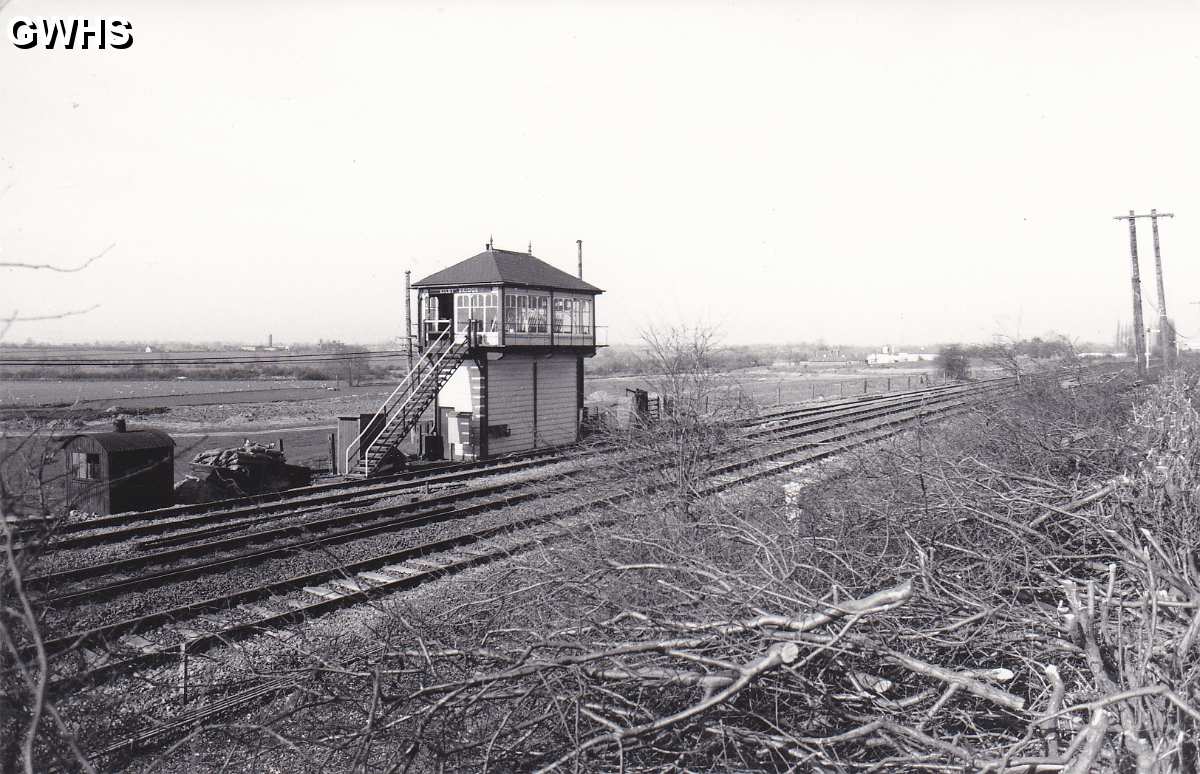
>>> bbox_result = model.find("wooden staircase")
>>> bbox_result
[345,328,469,477]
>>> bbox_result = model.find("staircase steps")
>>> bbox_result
[346,335,470,478]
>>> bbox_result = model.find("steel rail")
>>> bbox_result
[23,447,576,552]
[39,381,1014,675]
[16,378,1014,554]
[28,381,1007,600]
[18,378,1002,545]
[15,446,566,548]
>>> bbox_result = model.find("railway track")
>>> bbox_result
[17,379,997,558]
[36,366,1135,766]
[37,379,1010,678]
[14,446,571,551]
[30,385,965,566]
[26,380,1011,608]
[78,376,1016,763]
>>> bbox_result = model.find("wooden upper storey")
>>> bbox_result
[413,248,603,352]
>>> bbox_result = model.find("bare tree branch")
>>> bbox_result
[0,242,114,273]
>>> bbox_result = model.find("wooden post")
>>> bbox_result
[1149,209,1176,368]
[277,437,284,455]
[887,376,892,392]
[811,383,816,399]
[1115,211,1147,378]
[180,642,189,706]
[863,379,868,394]
[328,433,336,474]
[777,383,782,404]
[405,268,415,372]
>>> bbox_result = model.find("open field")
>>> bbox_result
[0,379,347,408]
[588,363,945,406]
[171,427,336,477]
[6,369,918,411]
[4,364,941,421]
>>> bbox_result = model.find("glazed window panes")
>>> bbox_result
[504,293,549,334]
[455,292,498,333]
[553,297,573,334]
[553,296,593,335]
[71,452,100,481]
[577,298,593,334]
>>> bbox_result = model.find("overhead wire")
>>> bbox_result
[0,349,409,367]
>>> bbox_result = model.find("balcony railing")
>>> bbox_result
[421,320,608,348]
[496,325,607,347]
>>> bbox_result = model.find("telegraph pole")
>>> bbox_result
[1114,209,1176,374]
[1149,209,1176,367]
[1114,210,1147,378]
[404,270,414,373]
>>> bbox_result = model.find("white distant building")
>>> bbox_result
[866,348,937,365]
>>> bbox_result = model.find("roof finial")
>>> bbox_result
[527,241,533,254]
[487,235,493,251]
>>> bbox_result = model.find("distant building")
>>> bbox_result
[866,349,938,365]
[239,332,289,352]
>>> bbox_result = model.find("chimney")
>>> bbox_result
[113,417,127,433]
[576,239,583,279]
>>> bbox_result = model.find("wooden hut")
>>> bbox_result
[61,420,175,515]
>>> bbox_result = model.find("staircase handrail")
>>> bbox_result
[361,333,467,473]
[343,325,455,474]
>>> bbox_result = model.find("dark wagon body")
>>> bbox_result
[61,425,175,515]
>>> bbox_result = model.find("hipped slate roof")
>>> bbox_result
[413,248,603,294]
[61,428,175,452]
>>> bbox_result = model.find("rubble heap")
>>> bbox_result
[175,440,311,504]
[191,442,286,470]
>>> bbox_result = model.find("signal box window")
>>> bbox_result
[504,293,549,334]
[455,292,498,334]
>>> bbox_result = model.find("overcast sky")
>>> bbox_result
[2,0,1199,348]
